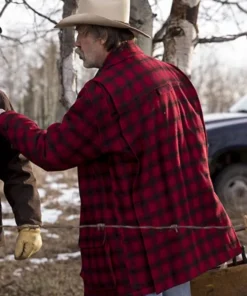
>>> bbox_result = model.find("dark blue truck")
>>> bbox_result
[204,95,247,243]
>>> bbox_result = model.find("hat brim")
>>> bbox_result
[55,13,151,38]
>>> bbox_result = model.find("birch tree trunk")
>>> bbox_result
[58,0,78,110]
[163,0,200,77]
[130,0,153,55]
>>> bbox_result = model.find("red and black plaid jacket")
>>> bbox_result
[0,42,241,296]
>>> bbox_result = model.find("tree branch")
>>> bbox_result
[0,0,12,18]
[22,0,58,25]
[213,0,247,14]
[0,34,22,44]
[0,28,56,45]
[0,48,9,65]
[197,31,247,44]
[152,18,169,44]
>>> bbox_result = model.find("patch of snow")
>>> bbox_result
[57,188,80,206]
[41,208,62,224]
[2,219,16,226]
[3,230,13,236]
[29,258,52,264]
[66,215,80,221]
[40,228,48,233]
[45,174,64,183]
[13,268,22,277]
[46,233,59,239]
[29,252,80,264]
[1,201,12,214]
[56,252,80,261]
[0,252,80,263]
[49,183,68,190]
[0,254,14,261]
[38,188,46,199]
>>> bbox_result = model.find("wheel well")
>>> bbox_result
[210,148,247,183]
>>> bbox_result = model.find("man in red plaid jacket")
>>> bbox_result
[0,1,241,295]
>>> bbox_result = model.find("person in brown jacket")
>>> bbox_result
[0,89,42,260]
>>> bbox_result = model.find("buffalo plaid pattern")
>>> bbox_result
[0,42,241,296]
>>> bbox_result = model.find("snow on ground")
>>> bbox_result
[66,215,80,221]
[1,200,12,213]
[41,207,63,224]
[2,218,16,226]
[49,183,68,190]
[0,252,81,263]
[57,188,80,206]
[45,233,59,239]
[45,173,64,183]
[37,188,46,199]
[3,230,13,236]
[57,252,80,260]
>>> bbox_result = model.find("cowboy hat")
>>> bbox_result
[55,0,151,38]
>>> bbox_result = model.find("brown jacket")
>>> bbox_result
[0,90,41,246]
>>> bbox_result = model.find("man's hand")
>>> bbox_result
[14,226,42,260]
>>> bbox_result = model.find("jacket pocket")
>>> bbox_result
[79,227,116,290]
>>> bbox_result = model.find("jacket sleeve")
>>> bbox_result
[0,90,41,226]
[0,82,104,171]
[1,153,42,226]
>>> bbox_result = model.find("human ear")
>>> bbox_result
[99,38,106,45]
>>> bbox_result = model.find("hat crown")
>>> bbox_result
[77,0,130,23]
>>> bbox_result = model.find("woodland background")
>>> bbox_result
[0,0,247,128]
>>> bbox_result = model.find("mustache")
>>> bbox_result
[75,48,84,60]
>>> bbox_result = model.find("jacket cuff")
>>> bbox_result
[17,224,41,231]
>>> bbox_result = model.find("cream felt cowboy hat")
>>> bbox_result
[55,0,151,38]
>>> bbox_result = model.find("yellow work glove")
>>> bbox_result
[14,226,42,260]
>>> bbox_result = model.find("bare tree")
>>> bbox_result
[191,56,247,113]
[0,0,12,18]
[130,0,153,55]
[18,40,60,127]
[162,0,200,76]
[1,0,247,113]
[0,0,60,44]
[197,0,247,44]
[58,0,78,110]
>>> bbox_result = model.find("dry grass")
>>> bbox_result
[0,259,83,296]
[0,165,84,296]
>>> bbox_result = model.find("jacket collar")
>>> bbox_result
[101,41,144,70]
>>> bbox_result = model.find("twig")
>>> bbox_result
[0,48,9,64]
[0,34,22,44]
[0,28,56,46]
[213,0,247,14]
[0,0,14,17]
[22,0,58,25]
[197,31,247,44]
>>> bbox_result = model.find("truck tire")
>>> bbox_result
[214,163,247,246]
